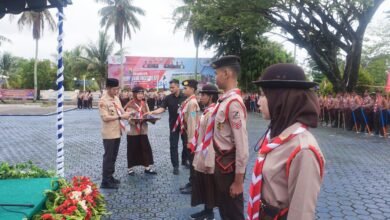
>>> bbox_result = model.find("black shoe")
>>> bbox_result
[110,177,121,184]
[180,186,192,194]
[100,181,118,189]
[190,209,214,220]
[180,182,191,190]
[145,169,157,175]
[173,167,179,175]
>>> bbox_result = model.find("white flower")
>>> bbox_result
[78,200,88,211]
[83,185,92,195]
[69,191,82,201]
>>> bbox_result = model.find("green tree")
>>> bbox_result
[17,10,56,100]
[245,0,384,92]
[97,0,145,87]
[9,59,57,90]
[62,46,89,91]
[0,52,14,88]
[173,0,205,79]
[79,32,115,91]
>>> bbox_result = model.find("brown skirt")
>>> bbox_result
[191,171,216,209]
[127,135,154,168]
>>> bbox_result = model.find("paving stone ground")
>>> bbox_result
[0,109,389,220]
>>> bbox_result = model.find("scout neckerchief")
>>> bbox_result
[202,89,241,152]
[190,103,216,154]
[134,100,145,134]
[113,101,126,134]
[247,124,307,220]
[172,95,196,134]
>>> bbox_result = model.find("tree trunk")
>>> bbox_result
[195,45,199,80]
[120,44,124,89]
[33,39,39,101]
[344,39,363,92]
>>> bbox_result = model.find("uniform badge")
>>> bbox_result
[233,111,240,119]
[231,120,242,129]
[217,122,224,130]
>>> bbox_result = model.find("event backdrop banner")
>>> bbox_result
[0,89,34,99]
[108,56,215,89]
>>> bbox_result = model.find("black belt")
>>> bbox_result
[260,200,287,220]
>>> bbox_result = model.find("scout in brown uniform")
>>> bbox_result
[189,84,220,220]
[372,90,387,137]
[361,90,373,134]
[178,79,200,194]
[124,86,157,175]
[98,78,130,189]
[248,63,325,220]
[210,55,249,220]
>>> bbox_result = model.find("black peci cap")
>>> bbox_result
[106,78,119,88]
[211,55,240,69]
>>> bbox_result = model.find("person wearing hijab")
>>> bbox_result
[247,63,325,220]
[189,84,220,220]
[124,86,157,175]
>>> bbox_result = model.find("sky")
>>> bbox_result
[0,0,389,62]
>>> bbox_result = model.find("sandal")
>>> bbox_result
[127,169,135,176]
[144,169,157,175]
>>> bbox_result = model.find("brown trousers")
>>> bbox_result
[214,168,244,220]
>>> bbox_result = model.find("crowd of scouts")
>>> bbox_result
[97,56,326,220]
[319,90,390,137]
[77,90,93,109]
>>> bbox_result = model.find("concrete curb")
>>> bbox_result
[0,107,80,117]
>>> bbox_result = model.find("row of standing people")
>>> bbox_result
[77,90,93,109]
[319,90,390,137]
[98,57,326,220]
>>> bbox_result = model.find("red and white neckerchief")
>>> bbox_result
[172,95,196,134]
[113,101,126,134]
[189,103,216,154]
[246,124,307,220]
[134,101,145,134]
[202,89,241,152]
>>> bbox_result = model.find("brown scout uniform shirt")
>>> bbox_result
[262,123,325,220]
[126,101,150,136]
[98,94,123,139]
[183,95,200,142]
[192,105,216,174]
[214,90,249,174]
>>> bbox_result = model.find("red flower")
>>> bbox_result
[41,213,54,220]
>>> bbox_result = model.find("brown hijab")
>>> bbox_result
[263,88,319,138]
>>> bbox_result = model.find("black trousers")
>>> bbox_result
[102,138,120,182]
[169,129,188,168]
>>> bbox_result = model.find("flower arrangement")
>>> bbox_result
[34,176,108,220]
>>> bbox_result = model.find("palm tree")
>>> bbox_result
[97,0,145,88]
[173,0,204,80]
[17,10,56,101]
[79,31,115,91]
[0,35,11,47]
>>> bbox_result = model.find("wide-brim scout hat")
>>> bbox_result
[132,86,145,93]
[253,63,317,89]
[199,84,220,94]
[106,78,119,87]
[211,55,240,69]
[182,79,198,90]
